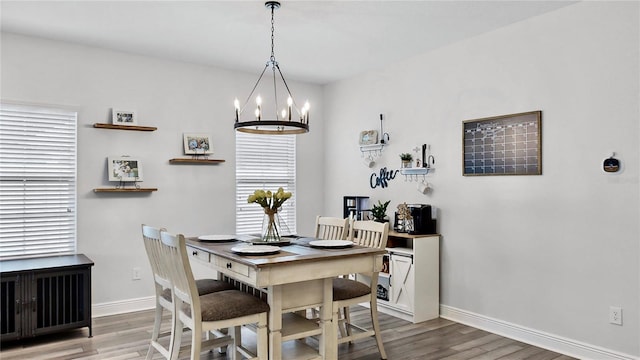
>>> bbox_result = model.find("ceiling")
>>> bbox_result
[1,1,576,85]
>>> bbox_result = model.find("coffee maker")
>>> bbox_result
[394,204,436,234]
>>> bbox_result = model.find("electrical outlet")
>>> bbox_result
[609,306,622,325]
[132,267,141,281]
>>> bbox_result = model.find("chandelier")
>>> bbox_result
[234,1,309,135]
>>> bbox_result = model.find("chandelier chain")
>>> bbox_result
[270,5,276,63]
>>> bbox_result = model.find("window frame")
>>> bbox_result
[235,132,296,236]
[0,101,78,260]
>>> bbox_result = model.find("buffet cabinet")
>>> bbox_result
[1,254,94,341]
[362,231,440,323]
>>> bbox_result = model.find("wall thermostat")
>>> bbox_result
[603,155,620,173]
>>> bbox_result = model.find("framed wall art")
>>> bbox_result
[108,156,143,182]
[111,109,137,126]
[463,110,541,176]
[183,133,213,155]
[359,130,379,145]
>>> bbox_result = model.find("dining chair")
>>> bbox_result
[309,216,350,321]
[141,224,235,360]
[160,231,270,360]
[314,215,349,240]
[332,220,389,359]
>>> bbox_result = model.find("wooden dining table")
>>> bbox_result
[185,236,386,360]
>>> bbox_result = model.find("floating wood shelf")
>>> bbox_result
[93,188,158,193]
[169,158,225,164]
[93,123,157,131]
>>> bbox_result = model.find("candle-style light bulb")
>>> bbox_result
[281,109,287,120]
[303,101,310,123]
[234,98,240,121]
[255,95,262,120]
[287,97,293,121]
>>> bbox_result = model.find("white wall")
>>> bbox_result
[0,33,325,304]
[323,1,638,357]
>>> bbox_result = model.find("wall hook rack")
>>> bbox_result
[359,113,390,158]
[400,143,435,181]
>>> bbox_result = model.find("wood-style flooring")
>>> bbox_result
[0,306,575,360]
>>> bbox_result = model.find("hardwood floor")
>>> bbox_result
[0,306,575,360]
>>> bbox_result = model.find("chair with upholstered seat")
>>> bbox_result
[314,215,349,240]
[332,220,389,359]
[141,224,235,359]
[309,216,350,322]
[160,231,269,360]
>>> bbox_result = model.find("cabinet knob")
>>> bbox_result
[226,263,232,269]
[192,251,197,256]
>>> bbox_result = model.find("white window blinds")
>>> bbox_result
[0,102,77,260]
[235,132,296,236]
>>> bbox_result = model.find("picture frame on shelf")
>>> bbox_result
[359,130,378,145]
[463,110,542,176]
[111,109,137,126]
[183,133,213,155]
[107,156,143,182]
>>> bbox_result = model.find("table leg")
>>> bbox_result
[268,285,283,360]
[320,277,337,360]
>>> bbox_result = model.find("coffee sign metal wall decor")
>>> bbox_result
[370,167,399,189]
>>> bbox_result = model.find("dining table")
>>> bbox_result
[185,236,386,360]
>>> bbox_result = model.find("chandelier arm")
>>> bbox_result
[275,64,300,115]
[240,63,270,114]
[271,65,280,120]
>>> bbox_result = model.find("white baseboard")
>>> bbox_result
[440,305,638,360]
[93,296,155,318]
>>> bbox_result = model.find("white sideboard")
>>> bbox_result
[376,231,440,323]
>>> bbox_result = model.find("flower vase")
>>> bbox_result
[262,208,282,242]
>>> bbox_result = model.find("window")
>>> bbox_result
[235,132,296,236]
[0,102,77,260]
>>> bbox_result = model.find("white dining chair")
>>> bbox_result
[309,216,350,322]
[332,220,389,359]
[141,224,235,360]
[314,215,349,240]
[160,231,269,360]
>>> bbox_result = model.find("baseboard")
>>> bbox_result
[93,296,155,318]
[440,305,638,360]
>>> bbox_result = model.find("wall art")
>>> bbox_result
[107,156,143,182]
[463,111,541,176]
[111,109,137,126]
[183,133,213,155]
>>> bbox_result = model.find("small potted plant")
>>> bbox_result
[400,153,413,168]
[371,200,391,222]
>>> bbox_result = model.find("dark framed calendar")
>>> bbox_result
[463,111,542,176]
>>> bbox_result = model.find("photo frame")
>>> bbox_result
[463,111,541,176]
[111,109,137,126]
[108,156,143,182]
[183,133,213,155]
[359,130,379,145]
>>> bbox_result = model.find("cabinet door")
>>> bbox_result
[390,253,414,312]
[1,274,22,341]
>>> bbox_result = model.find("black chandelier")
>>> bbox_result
[234,1,309,135]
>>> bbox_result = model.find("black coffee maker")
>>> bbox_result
[394,204,436,234]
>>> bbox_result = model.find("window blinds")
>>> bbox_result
[235,132,296,236]
[0,102,77,260]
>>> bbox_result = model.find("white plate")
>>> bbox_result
[198,235,236,242]
[309,240,354,248]
[231,245,281,255]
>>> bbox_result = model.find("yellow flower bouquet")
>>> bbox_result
[247,187,292,242]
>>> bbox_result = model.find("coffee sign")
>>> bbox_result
[370,167,399,189]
